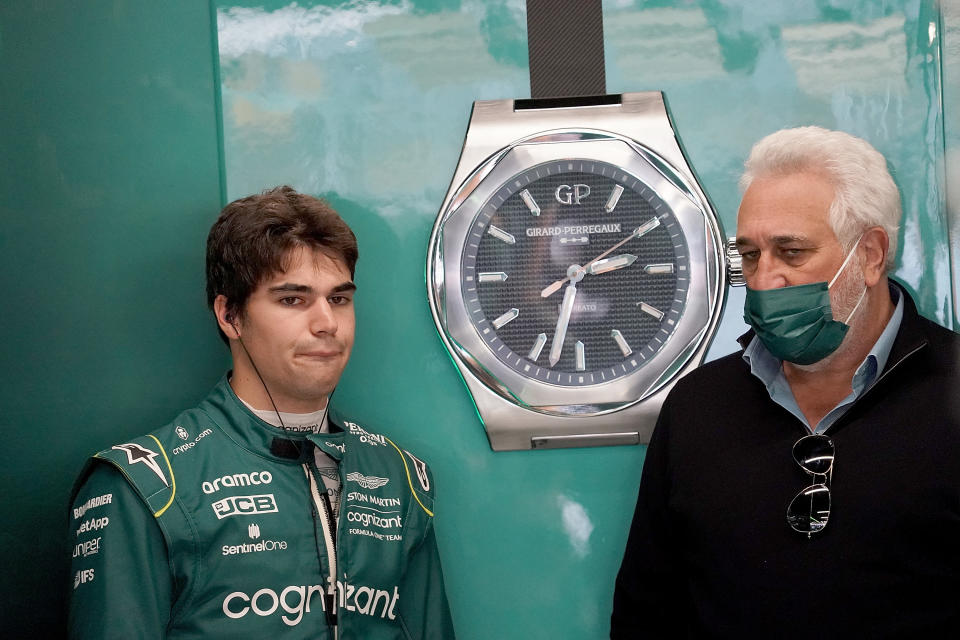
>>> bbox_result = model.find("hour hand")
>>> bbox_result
[586,254,637,275]
[549,282,577,366]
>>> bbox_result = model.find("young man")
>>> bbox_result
[612,127,960,637]
[68,186,454,639]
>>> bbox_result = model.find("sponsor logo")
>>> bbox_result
[324,440,345,453]
[280,423,323,433]
[212,494,278,520]
[73,493,113,520]
[346,472,388,490]
[405,451,430,492]
[172,427,212,455]
[202,470,273,494]
[346,422,386,446]
[72,536,101,558]
[526,223,621,237]
[76,516,109,537]
[112,443,168,486]
[349,528,402,542]
[222,581,399,626]
[176,425,189,441]
[346,510,402,529]
[221,522,289,556]
[555,183,591,205]
[73,568,95,589]
[346,491,401,507]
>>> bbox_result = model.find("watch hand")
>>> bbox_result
[549,281,578,366]
[540,216,661,298]
[586,254,638,275]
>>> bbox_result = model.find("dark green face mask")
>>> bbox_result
[743,238,865,365]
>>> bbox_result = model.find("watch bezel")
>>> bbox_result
[428,130,723,416]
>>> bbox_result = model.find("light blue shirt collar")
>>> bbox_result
[742,283,904,433]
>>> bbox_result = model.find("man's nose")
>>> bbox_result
[310,299,338,335]
[750,255,788,290]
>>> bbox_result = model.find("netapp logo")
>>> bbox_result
[202,470,273,494]
[212,494,278,520]
[222,581,400,626]
[76,516,109,537]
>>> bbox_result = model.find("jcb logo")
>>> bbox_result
[212,494,278,520]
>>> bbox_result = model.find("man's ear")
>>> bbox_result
[860,226,889,287]
[213,295,241,339]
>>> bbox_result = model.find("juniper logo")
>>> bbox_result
[346,472,389,489]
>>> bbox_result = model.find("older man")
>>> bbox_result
[611,127,960,637]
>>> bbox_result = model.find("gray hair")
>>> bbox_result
[739,126,901,271]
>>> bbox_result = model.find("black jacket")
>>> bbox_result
[612,286,960,639]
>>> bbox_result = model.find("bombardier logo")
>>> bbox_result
[346,472,389,489]
[212,494,278,520]
[112,443,168,487]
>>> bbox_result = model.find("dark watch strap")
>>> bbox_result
[526,0,606,99]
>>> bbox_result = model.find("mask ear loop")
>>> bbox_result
[827,233,867,324]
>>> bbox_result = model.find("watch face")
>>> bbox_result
[461,159,689,387]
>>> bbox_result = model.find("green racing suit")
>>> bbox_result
[67,376,454,639]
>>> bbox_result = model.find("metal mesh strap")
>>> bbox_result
[526,0,606,99]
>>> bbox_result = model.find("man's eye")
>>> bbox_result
[739,250,759,262]
[329,295,351,305]
[280,297,303,306]
[782,248,806,259]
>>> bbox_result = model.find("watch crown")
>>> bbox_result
[726,237,746,287]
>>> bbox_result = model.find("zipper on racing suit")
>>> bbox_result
[306,459,339,639]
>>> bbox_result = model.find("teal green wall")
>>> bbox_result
[0,2,225,635]
[0,0,953,637]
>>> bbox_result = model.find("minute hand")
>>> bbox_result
[540,216,662,298]
[549,282,578,366]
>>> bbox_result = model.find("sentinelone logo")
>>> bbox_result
[222,581,400,627]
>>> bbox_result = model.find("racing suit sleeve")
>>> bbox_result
[68,463,171,639]
[396,518,456,639]
[610,406,687,638]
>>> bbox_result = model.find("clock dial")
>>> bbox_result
[461,159,690,387]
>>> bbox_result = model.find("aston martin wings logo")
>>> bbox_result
[112,443,169,487]
[346,472,389,489]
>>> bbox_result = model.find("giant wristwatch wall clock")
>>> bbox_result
[426,2,743,451]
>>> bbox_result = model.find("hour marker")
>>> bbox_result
[611,329,632,356]
[575,341,586,371]
[487,225,516,244]
[588,254,637,275]
[478,272,508,283]
[604,184,625,213]
[491,308,519,329]
[644,263,675,275]
[520,189,540,216]
[637,302,665,321]
[528,333,547,361]
[632,216,661,238]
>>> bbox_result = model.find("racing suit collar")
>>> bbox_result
[201,374,344,464]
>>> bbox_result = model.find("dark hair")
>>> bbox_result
[205,186,358,337]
